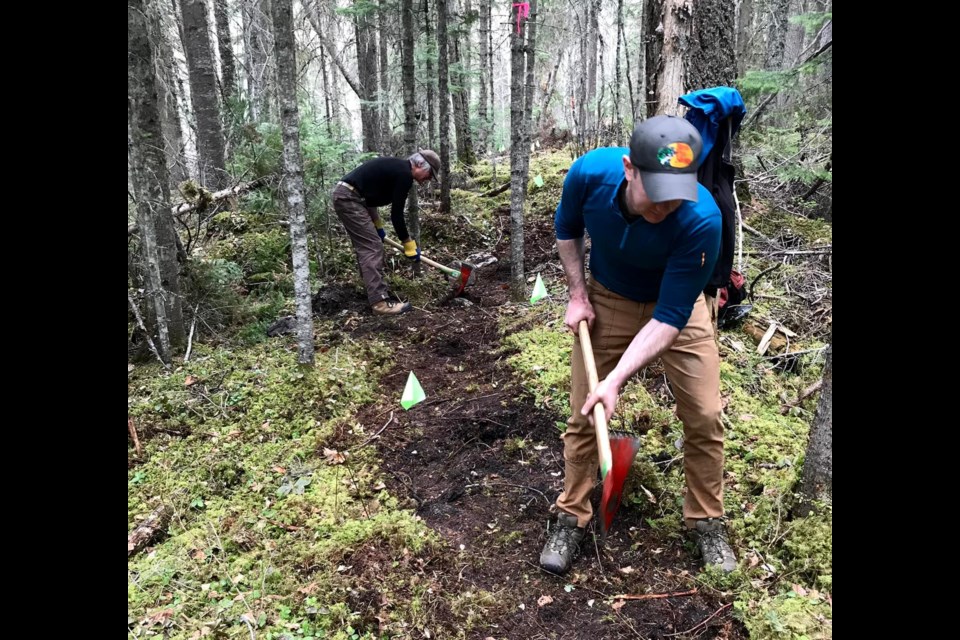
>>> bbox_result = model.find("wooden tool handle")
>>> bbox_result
[383,236,458,277]
[578,320,613,478]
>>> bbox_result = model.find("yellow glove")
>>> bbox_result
[402,239,420,262]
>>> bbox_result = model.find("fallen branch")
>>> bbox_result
[128,177,270,236]
[128,417,143,457]
[780,379,823,414]
[480,181,510,197]
[613,588,698,600]
[128,503,172,557]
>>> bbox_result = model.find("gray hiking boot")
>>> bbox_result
[539,512,585,574]
[690,518,737,573]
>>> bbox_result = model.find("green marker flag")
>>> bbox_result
[530,274,549,304]
[401,371,426,410]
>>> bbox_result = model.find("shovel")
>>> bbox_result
[384,236,476,298]
[578,320,642,537]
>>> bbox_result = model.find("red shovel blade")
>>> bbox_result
[599,432,642,536]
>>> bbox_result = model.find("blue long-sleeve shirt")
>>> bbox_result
[554,147,721,329]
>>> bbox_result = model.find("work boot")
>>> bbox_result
[539,512,585,574]
[690,518,737,573]
[371,299,411,316]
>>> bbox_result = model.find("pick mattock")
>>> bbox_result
[578,320,642,538]
[384,237,476,299]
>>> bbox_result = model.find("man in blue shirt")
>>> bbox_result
[540,116,737,575]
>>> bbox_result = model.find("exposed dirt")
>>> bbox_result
[314,209,747,639]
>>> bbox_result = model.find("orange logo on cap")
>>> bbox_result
[657,143,695,168]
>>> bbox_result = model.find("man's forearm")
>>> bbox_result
[557,238,587,299]
[607,319,680,389]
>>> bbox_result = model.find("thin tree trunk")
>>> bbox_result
[522,0,537,165]
[644,0,662,118]
[486,0,494,151]
[355,6,381,152]
[437,0,452,212]
[509,2,527,301]
[214,0,237,108]
[477,0,489,155]
[537,48,563,133]
[619,1,636,126]
[735,0,756,77]
[585,0,601,141]
[379,0,391,150]
[402,0,421,242]
[271,0,314,365]
[424,0,437,149]
[130,0,186,357]
[180,0,228,188]
[615,0,623,141]
[797,343,831,516]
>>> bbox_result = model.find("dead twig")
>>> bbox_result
[484,481,551,505]
[664,602,732,637]
[351,412,395,450]
[184,303,199,363]
[128,417,143,458]
[613,588,698,600]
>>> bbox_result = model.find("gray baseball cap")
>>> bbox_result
[419,148,441,182]
[628,115,703,203]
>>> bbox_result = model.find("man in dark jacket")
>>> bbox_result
[332,150,441,316]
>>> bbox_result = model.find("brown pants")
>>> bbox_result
[332,184,388,305]
[556,278,725,529]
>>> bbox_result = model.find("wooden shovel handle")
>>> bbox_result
[578,320,613,478]
[383,236,459,278]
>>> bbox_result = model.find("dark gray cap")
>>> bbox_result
[628,115,703,202]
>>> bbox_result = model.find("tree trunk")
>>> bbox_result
[644,0,662,118]
[379,0,392,151]
[585,0,601,141]
[451,33,476,165]
[654,0,691,116]
[477,0,489,155]
[402,0,421,242]
[614,0,624,141]
[509,2,527,302]
[764,0,791,70]
[688,0,736,89]
[271,0,314,365]
[214,0,237,108]
[797,343,832,516]
[437,0,452,212]
[522,0,537,162]
[130,0,186,357]
[355,5,381,152]
[424,0,437,149]
[150,2,189,190]
[735,0,757,77]
[307,1,363,99]
[180,0,228,189]
[243,0,274,122]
